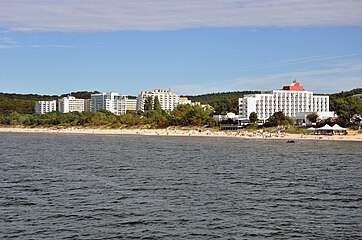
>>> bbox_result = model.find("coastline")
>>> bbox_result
[0,126,361,142]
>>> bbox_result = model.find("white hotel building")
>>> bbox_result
[35,100,57,114]
[239,81,331,123]
[91,92,126,115]
[125,98,137,113]
[137,89,179,112]
[58,96,85,113]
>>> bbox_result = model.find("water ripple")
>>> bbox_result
[0,133,361,239]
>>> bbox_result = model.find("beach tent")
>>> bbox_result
[315,124,347,135]
[330,124,348,135]
[317,124,334,130]
[315,124,333,135]
[330,124,347,130]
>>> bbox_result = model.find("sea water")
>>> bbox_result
[1,133,361,239]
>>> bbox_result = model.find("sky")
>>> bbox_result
[0,0,362,96]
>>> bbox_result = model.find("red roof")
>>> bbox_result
[282,81,305,91]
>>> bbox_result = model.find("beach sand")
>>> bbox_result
[0,127,361,142]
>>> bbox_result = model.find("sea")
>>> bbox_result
[0,132,361,239]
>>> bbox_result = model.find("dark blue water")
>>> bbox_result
[1,133,361,239]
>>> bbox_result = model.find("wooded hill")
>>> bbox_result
[0,91,98,114]
[184,91,260,114]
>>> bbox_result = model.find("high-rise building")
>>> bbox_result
[239,81,330,122]
[35,100,57,114]
[137,89,179,112]
[58,96,85,113]
[91,92,126,115]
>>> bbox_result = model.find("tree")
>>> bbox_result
[264,111,294,127]
[306,113,318,123]
[330,96,362,122]
[144,96,153,111]
[249,112,258,123]
[153,96,162,112]
[172,104,192,125]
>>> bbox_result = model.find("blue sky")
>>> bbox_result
[0,0,362,95]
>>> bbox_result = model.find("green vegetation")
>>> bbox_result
[0,91,98,115]
[327,88,362,127]
[249,112,258,123]
[0,105,214,129]
[144,96,153,111]
[263,111,294,127]
[306,113,318,123]
[185,91,260,114]
[330,96,362,121]
[0,92,56,114]
[60,91,99,99]
[153,96,162,111]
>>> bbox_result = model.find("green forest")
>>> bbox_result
[184,91,260,114]
[0,91,99,115]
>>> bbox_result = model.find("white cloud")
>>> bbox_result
[0,37,17,44]
[46,44,74,48]
[0,44,14,49]
[236,52,362,73]
[0,37,18,49]
[172,60,362,95]
[0,0,361,32]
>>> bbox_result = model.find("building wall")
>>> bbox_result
[58,96,85,113]
[239,82,330,121]
[294,111,335,125]
[125,98,137,112]
[178,97,192,105]
[136,89,179,112]
[84,99,91,112]
[35,100,57,114]
[91,92,126,115]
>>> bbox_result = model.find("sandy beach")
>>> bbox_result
[0,126,361,142]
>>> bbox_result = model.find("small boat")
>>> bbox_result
[287,140,295,143]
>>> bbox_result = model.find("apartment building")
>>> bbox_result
[58,96,85,113]
[35,100,57,114]
[239,81,330,122]
[137,89,179,112]
[91,92,126,115]
[125,98,137,113]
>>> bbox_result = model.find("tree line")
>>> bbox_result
[0,105,214,128]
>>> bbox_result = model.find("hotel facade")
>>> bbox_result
[35,100,57,114]
[125,98,137,113]
[137,89,179,112]
[239,81,330,122]
[91,92,126,115]
[58,96,85,113]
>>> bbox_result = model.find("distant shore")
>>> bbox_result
[1,126,362,142]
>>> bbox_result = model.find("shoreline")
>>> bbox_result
[0,127,361,142]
